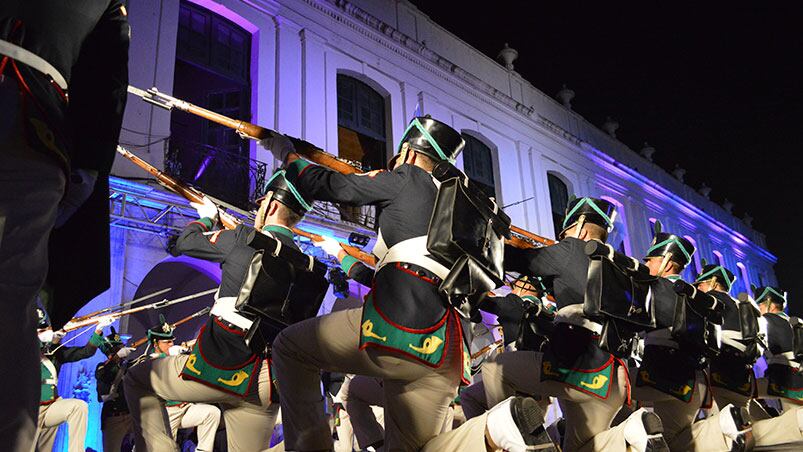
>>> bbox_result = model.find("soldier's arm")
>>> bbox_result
[340,254,375,288]
[174,219,238,263]
[285,159,408,207]
[504,240,573,279]
[55,331,104,363]
[67,0,130,173]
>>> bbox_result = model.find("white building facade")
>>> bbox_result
[53,1,776,449]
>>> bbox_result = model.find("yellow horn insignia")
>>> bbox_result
[409,336,443,355]
[185,354,202,375]
[362,320,387,342]
[217,370,249,387]
[580,374,608,390]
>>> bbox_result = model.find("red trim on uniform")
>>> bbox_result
[345,260,359,277]
[615,357,632,406]
[394,262,438,285]
[359,340,447,369]
[212,317,247,337]
[567,354,615,374]
[189,220,210,232]
[196,323,257,369]
[700,369,714,409]
[371,291,448,334]
[179,361,259,399]
[297,163,314,179]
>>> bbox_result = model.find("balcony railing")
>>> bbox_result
[164,137,376,230]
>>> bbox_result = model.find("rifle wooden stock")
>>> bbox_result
[116,147,240,230]
[129,307,211,349]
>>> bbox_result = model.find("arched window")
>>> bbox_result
[336,74,388,171]
[713,250,725,267]
[461,133,496,198]
[547,173,569,238]
[683,235,701,282]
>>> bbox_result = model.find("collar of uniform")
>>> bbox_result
[664,274,682,282]
[262,224,294,240]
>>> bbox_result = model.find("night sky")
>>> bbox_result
[410,1,803,314]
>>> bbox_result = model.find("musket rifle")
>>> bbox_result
[62,288,217,332]
[116,146,377,266]
[68,287,172,323]
[127,86,555,249]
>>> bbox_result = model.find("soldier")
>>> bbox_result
[747,286,803,446]
[459,276,555,420]
[37,307,113,452]
[95,327,136,452]
[145,316,221,452]
[262,117,549,451]
[694,263,761,411]
[633,225,752,451]
[471,197,670,451]
[124,170,314,452]
[680,262,761,451]
[0,3,128,449]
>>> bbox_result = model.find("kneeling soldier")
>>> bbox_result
[479,197,669,451]
[263,117,547,451]
[146,317,220,452]
[37,306,112,452]
[124,169,315,452]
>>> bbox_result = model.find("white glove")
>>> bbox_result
[53,330,67,341]
[116,347,135,359]
[95,315,115,329]
[190,196,219,221]
[258,133,295,162]
[168,345,188,356]
[317,236,344,257]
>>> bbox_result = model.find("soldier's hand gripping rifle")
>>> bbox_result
[127,86,554,249]
[116,146,376,266]
[62,288,218,332]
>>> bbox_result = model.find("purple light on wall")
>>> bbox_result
[194,154,215,181]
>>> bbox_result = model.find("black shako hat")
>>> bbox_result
[753,285,787,309]
[147,314,175,341]
[644,220,696,268]
[389,116,465,169]
[100,326,125,356]
[259,168,314,217]
[559,197,617,239]
[694,261,737,292]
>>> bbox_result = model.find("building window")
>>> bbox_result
[547,173,569,239]
[336,74,387,171]
[169,0,252,209]
[462,133,496,198]
[177,2,250,83]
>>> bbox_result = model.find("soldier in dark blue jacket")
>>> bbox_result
[124,171,313,452]
[480,197,670,452]
[263,117,548,452]
[0,3,128,448]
